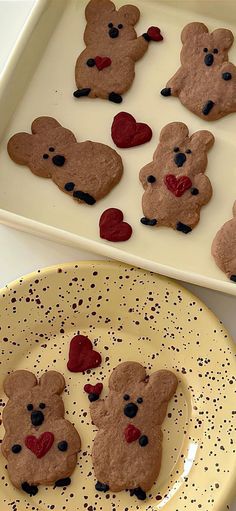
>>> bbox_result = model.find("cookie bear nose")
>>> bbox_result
[174,152,186,167]
[124,402,138,418]
[109,27,119,38]
[204,53,214,66]
[31,410,44,427]
[52,155,65,167]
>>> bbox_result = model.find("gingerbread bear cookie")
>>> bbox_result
[7,117,123,205]
[211,201,236,282]
[161,22,236,121]
[74,0,163,103]
[2,370,81,495]
[139,122,214,233]
[90,361,177,500]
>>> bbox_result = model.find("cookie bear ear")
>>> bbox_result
[109,362,146,391]
[4,370,37,398]
[31,116,61,135]
[39,371,65,395]
[85,0,115,21]
[118,5,140,25]
[159,122,189,149]
[7,132,34,165]
[181,22,208,44]
[148,370,178,403]
[212,28,234,51]
[190,130,215,151]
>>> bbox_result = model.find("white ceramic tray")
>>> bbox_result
[1,0,236,296]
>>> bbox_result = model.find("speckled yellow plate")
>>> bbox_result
[0,261,235,511]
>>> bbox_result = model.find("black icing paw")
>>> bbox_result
[73,88,91,98]
[143,33,151,42]
[73,190,96,205]
[176,222,192,234]
[230,275,236,282]
[161,87,171,97]
[21,482,38,496]
[54,477,71,487]
[109,92,123,104]
[130,487,146,500]
[95,481,109,492]
[140,217,157,226]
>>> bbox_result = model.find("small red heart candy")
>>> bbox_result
[84,383,103,395]
[111,112,152,148]
[147,26,163,42]
[99,208,132,242]
[164,174,192,197]
[124,424,141,443]
[95,56,111,71]
[25,432,54,458]
[67,335,102,372]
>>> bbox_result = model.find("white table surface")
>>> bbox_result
[0,2,235,509]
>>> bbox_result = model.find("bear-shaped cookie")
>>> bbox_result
[7,116,123,205]
[161,22,236,121]
[2,370,81,495]
[139,122,214,233]
[74,0,163,103]
[90,361,177,500]
[211,201,236,282]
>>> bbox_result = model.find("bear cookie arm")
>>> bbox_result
[2,370,81,494]
[211,200,236,281]
[90,361,177,499]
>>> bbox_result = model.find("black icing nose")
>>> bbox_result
[174,153,186,167]
[31,410,44,427]
[124,402,138,418]
[109,27,119,38]
[204,53,214,66]
[52,155,65,167]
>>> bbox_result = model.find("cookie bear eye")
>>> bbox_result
[49,147,55,152]
[213,48,218,54]
[118,24,123,29]
[39,402,46,409]
[173,147,179,153]
[27,403,33,411]
[203,47,208,52]
[108,22,113,28]
[123,394,130,401]
[43,154,49,159]
[185,149,192,154]
[137,397,143,404]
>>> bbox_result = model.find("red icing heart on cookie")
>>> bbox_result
[25,432,54,458]
[99,208,132,242]
[84,383,103,396]
[124,424,141,443]
[164,174,192,197]
[67,335,102,372]
[111,112,152,148]
[147,26,163,42]
[95,56,111,71]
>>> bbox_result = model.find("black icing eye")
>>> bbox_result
[43,154,49,159]
[118,24,123,29]
[49,147,55,152]
[39,403,46,409]
[27,403,33,411]
[213,48,218,54]
[174,147,179,153]
[137,397,143,404]
[108,22,113,28]
[123,394,130,401]
[203,47,208,52]
[186,149,192,154]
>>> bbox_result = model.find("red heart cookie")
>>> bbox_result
[111,112,152,148]
[25,432,54,459]
[99,208,132,242]
[147,26,163,42]
[164,174,192,197]
[95,56,111,71]
[84,382,103,396]
[124,424,141,443]
[67,335,102,372]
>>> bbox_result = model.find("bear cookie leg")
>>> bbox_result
[54,477,71,487]
[21,482,38,496]
[130,487,147,500]
[176,221,192,234]
[95,481,109,492]
[108,92,123,104]
[140,217,157,226]
[73,88,91,98]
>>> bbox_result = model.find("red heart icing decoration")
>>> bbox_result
[147,26,163,42]
[164,174,192,197]
[111,112,152,148]
[84,383,103,395]
[67,335,102,372]
[99,208,132,242]
[25,432,54,458]
[95,56,111,71]
[124,424,141,443]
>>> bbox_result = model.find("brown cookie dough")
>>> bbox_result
[74,0,162,103]
[7,116,123,205]
[161,22,236,121]
[139,122,214,233]
[2,370,81,495]
[90,361,177,499]
[211,201,236,282]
